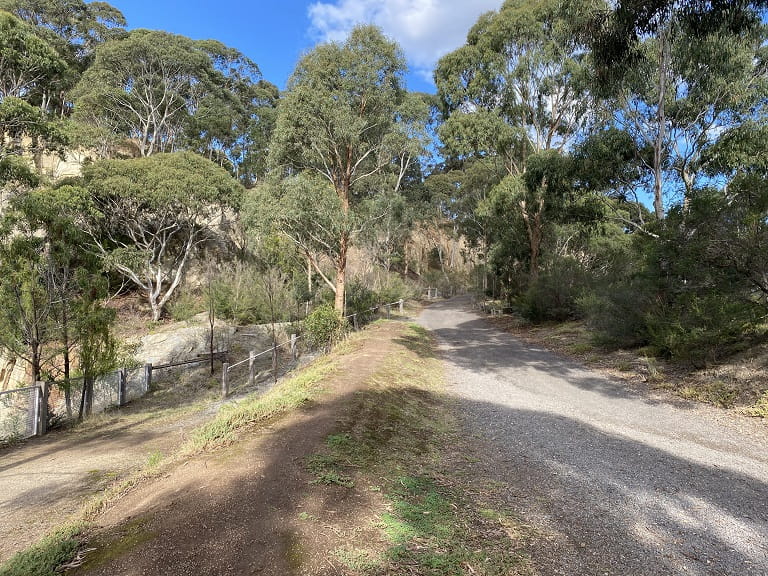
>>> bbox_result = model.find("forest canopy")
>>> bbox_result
[1,0,767,388]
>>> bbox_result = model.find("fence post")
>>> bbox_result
[36,381,49,436]
[291,333,298,360]
[222,363,229,398]
[386,304,391,319]
[399,299,404,315]
[272,343,278,383]
[118,368,127,407]
[143,363,153,393]
[32,385,40,437]
[248,351,256,387]
[353,313,359,331]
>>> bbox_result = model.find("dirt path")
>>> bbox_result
[64,323,403,576]
[418,297,768,575]
[0,396,218,564]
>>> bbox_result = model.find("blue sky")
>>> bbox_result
[113,0,504,93]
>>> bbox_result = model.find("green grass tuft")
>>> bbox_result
[0,522,86,576]
[184,359,337,453]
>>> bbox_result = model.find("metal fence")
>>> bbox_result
[220,299,406,397]
[0,386,40,442]
[1,299,409,444]
[0,354,225,444]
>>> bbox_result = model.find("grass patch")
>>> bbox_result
[308,323,532,575]
[380,476,527,575]
[393,324,437,358]
[744,390,768,417]
[146,450,163,469]
[333,546,381,572]
[567,342,595,355]
[0,522,85,576]
[679,381,739,408]
[74,517,155,572]
[307,454,355,487]
[183,356,338,453]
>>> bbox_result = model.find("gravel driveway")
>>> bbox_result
[418,297,768,576]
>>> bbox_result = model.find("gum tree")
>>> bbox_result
[83,152,243,320]
[268,25,407,312]
[434,0,599,280]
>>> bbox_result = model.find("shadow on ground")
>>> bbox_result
[66,331,768,576]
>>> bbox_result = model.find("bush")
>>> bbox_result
[645,292,761,367]
[167,290,204,321]
[523,257,590,322]
[376,274,417,304]
[212,265,294,325]
[304,305,347,350]
[577,282,651,348]
[345,282,379,321]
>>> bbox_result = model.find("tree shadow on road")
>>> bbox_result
[65,385,768,575]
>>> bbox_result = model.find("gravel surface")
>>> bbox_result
[418,297,768,576]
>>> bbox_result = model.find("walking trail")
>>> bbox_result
[418,296,768,576]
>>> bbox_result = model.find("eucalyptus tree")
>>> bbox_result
[0,183,107,387]
[0,0,125,115]
[183,41,279,185]
[0,10,67,102]
[72,29,275,165]
[0,217,53,384]
[0,12,67,192]
[268,25,408,312]
[82,152,243,321]
[593,7,767,218]
[434,0,600,280]
[0,0,126,64]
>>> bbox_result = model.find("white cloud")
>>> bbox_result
[307,0,504,84]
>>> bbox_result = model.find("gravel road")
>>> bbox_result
[418,297,768,576]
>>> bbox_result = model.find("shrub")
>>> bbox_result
[211,265,294,325]
[645,292,760,367]
[167,290,203,321]
[304,305,347,350]
[377,274,417,304]
[577,282,651,348]
[345,282,379,321]
[523,257,590,322]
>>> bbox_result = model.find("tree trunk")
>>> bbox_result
[62,306,72,418]
[653,26,670,220]
[84,376,94,417]
[31,341,41,387]
[334,232,349,313]
[307,255,313,294]
[521,196,545,282]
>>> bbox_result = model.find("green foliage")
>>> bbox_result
[577,286,650,349]
[271,25,406,180]
[590,0,767,91]
[167,290,204,322]
[435,0,594,166]
[0,11,67,101]
[344,282,379,321]
[523,256,591,322]
[0,522,85,576]
[269,24,409,311]
[73,29,270,161]
[646,290,761,367]
[210,264,294,325]
[74,280,117,379]
[304,305,347,350]
[83,152,243,320]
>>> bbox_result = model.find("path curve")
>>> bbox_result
[418,297,768,576]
